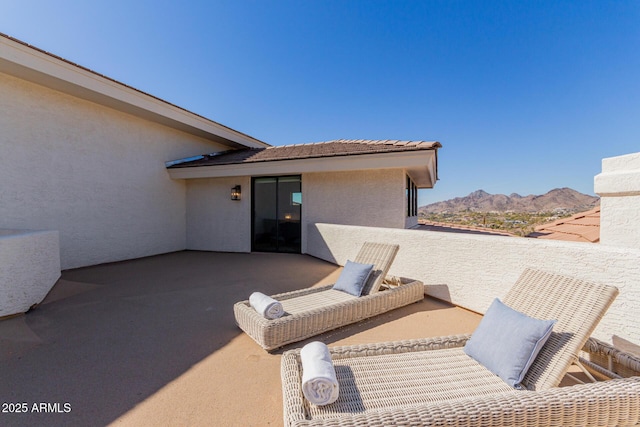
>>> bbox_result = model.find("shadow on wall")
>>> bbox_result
[425,284,452,303]
[306,223,456,303]
[305,223,338,264]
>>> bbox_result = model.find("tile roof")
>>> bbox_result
[166,139,441,168]
[526,207,600,243]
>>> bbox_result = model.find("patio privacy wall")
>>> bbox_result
[308,222,640,344]
[307,152,640,345]
[0,72,224,269]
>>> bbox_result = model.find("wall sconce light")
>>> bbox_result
[231,185,241,201]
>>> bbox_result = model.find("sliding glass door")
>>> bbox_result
[252,176,302,253]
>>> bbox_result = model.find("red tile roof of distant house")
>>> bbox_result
[526,207,600,243]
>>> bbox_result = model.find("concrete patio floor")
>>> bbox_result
[0,251,482,427]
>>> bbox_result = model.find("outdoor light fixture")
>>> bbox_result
[231,185,241,201]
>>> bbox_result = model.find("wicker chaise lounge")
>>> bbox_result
[234,242,424,351]
[282,268,640,426]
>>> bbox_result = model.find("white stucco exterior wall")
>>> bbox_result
[405,215,419,229]
[0,72,226,269]
[595,152,640,249]
[307,222,640,345]
[185,177,251,252]
[0,229,61,317]
[301,169,407,252]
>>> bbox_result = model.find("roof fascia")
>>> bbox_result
[167,150,438,187]
[0,34,268,149]
[406,151,439,188]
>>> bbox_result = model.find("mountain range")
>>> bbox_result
[420,188,600,214]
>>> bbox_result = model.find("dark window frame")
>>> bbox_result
[406,175,418,217]
[251,175,302,253]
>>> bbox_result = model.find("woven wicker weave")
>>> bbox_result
[281,268,637,426]
[503,268,619,390]
[583,337,640,379]
[234,242,424,351]
[355,242,399,295]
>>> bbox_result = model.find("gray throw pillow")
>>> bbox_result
[332,260,374,297]
[463,298,556,389]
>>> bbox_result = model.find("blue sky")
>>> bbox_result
[2,1,639,204]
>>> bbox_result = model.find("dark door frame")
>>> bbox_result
[251,175,302,253]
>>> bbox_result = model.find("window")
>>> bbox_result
[406,176,418,217]
[291,192,302,206]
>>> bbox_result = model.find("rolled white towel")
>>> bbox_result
[249,292,284,319]
[300,341,339,406]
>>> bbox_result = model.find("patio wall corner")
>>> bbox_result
[0,229,61,317]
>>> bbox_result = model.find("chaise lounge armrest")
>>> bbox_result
[312,334,471,359]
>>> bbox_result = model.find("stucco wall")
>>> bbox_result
[186,177,251,252]
[307,222,640,344]
[0,229,61,317]
[301,169,406,252]
[596,152,640,250]
[405,215,419,228]
[0,72,225,269]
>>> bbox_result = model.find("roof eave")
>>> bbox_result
[0,32,269,149]
[167,150,439,184]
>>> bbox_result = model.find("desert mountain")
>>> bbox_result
[420,188,600,214]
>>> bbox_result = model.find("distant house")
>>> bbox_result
[526,207,600,243]
[0,33,440,269]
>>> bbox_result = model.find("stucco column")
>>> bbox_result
[594,152,640,249]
